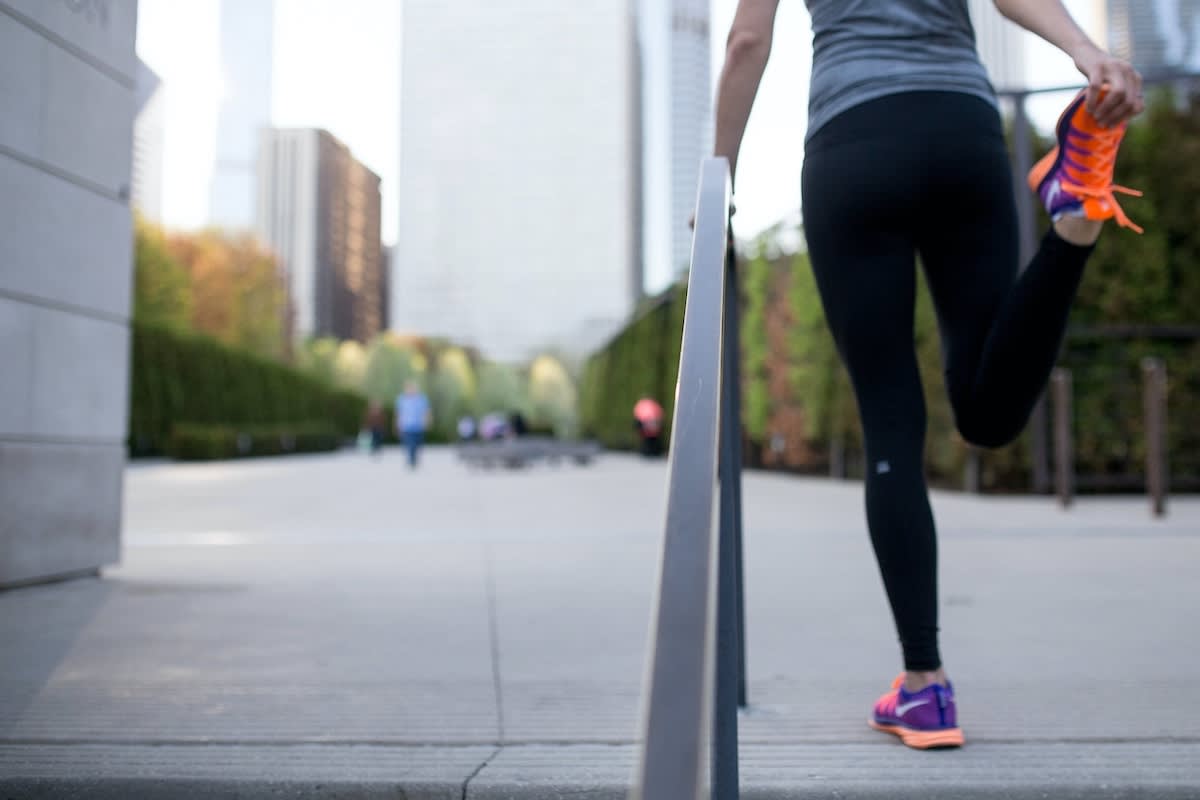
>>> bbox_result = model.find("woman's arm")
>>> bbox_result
[713,0,781,185]
[992,0,1143,126]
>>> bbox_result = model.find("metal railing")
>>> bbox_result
[631,158,747,800]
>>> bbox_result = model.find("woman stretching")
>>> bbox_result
[713,0,1144,749]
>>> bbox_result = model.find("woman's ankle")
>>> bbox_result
[1054,216,1103,246]
[904,668,948,693]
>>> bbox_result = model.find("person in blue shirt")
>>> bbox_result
[395,380,431,469]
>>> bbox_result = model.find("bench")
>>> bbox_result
[456,437,601,469]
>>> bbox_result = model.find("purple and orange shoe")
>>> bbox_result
[869,675,964,749]
[1028,88,1144,233]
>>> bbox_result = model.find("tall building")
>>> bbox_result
[1109,0,1200,76]
[210,0,274,230]
[395,0,643,362]
[668,1,713,281]
[639,0,713,292]
[257,129,385,344]
[967,0,1028,90]
[380,246,392,341]
[131,59,166,222]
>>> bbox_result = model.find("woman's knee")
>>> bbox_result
[955,411,1024,450]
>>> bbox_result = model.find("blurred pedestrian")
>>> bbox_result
[395,380,431,469]
[364,401,386,457]
[509,411,528,438]
[480,412,508,442]
[633,395,664,457]
[457,415,477,442]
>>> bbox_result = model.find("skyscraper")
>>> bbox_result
[395,0,642,362]
[669,1,712,276]
[641,0,713,291]
[132,59,166,223]
[257,129,385,344]
[1109,0,1200,76]
[210,0,274,231]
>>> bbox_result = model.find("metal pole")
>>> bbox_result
[1051,368,1074,508]
[726,243,747,710]
[714,243,741,799]
[830,433,846,480]
[964,448,982,494]
[1142,358,1169,518]
[1012,95,1052,495]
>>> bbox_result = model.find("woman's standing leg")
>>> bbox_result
[802,104,943,678]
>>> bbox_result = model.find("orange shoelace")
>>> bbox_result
[1061,122,1144,233]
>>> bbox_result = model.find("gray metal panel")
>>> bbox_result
[631,158,731,800]
[714,248,743,799]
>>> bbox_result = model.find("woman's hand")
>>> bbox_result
[1073,43,1144,127]
[991,1,1144,126]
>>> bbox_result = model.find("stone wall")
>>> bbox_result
[0,0,138,587]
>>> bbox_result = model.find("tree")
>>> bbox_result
[428,347,477,437]
[133,215,191,329]
[362,334,420,403]
[167,230,286,359]
[528,354,577,435]
[1075,92,1200,325]
[741,245,771,442]
[298,337,340,385]
[333,340,368,390]
[476,362,528,418]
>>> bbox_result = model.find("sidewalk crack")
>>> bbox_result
[483,542,506,742]
[461,745,502,800]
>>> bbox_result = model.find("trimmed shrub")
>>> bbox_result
[579,290,681,450]
[129,322,366,457]
[584,249,1199,492]
[167,423,342,461]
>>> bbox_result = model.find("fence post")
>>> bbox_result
[1012,94,1052,495]
[964,448,982,494]
[1142,358,1168,518]
[830,434,846,480]
[1051,368,1074,508]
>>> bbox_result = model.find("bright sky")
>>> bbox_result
[136,0,1100,246]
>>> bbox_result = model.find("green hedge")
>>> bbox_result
[129,322,366,457]
[579,287,684,450]
[166,423,342,461]
[583,96,1200,490]
[583,251,1199,491]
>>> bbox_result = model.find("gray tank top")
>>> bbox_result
[805,0,997,141]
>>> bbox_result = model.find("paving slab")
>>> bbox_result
[1,448,1197,798]
[466,743,1200,799]
[0,743,492,799]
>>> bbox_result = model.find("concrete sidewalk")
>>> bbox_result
[2,448,1198,798]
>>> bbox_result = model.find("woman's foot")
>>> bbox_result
[869,674,964,750]
[1027,88,1144,236]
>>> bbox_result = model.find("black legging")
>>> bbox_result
[801,92,1094,671]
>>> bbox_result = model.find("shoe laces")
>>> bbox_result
[1063,123,1144,233]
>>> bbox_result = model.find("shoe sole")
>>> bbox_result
[869,719,965,750]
